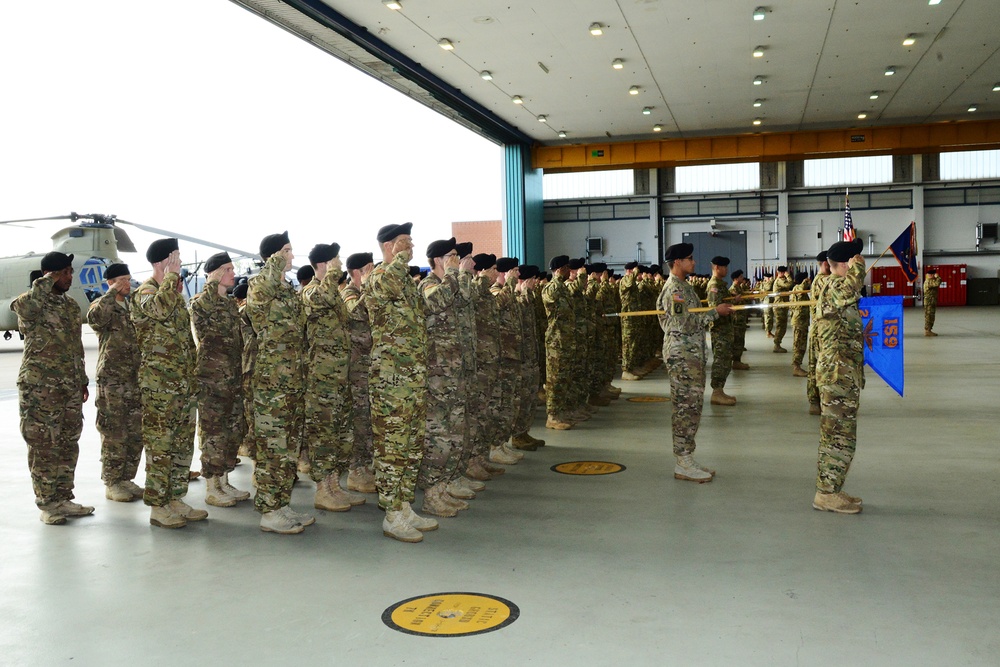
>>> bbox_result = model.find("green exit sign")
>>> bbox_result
[591,149,605,157]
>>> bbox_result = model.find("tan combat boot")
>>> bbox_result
[501,441,525,460]
[383,509,423,543]
[812,491,862,514]
[281,506,316,526]
[674,455,715,483]
[526,432,546,446]
[445,479,476,500]
[489,445,519,465]
[477,456,506,476]
[838,490,863,505]
[546,415,573,430]
[169,499,208,522]
[621,370,642,381]
[39,508,67,525]
[106,482,136,503]
[56,500,95,517]
[402,501,439,531]
[588,394,611,407]
[122,480,145,499]
[205,476,237,508]
[347,467,377,494]
[221,472,250,501]
[732,361,750,370]
[458,476,486,492]
[710,388,737,406]
[314,475,352,512]
[419,485,459,517]
[333,473,367,506]
[792,365,808,377]
[511,433,539,451]
[773,345,788,353]
[150,504,187,529]
[464,459,494,481]
[260,508,304,534]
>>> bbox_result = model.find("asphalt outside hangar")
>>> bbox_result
[2,2,1000,665]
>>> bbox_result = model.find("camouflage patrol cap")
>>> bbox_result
[664,242,694,261]
[104,263,130,280]
[426,237,457,260]
[41,251,74,272]
[146,238,178,264]
[549,255,570,270]
[455,242,474,258]
[711,256,730,266]
[376,222,413,243]
[296,265,315,284]
[827,238,863,262]
[496,257,519,272]
[308,243,338,266]
[259,231,289,259]
[568,257,585,270]
[346,252,373,271]
[232,282,249,300]
[204,252,232,274]
[472,253,496,271]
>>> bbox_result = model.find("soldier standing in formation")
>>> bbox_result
[233,280,257,459]
[812,239,866,514]
[729,270,751,371]
[132,239,205,528]
[511,264,546,450]
[923,269,942,336]
[367,223,438,543]
[806,251,831,415]
[491,257,528,462]
[771,266,794,353]
[12,252,94,525]
[248,232,312,534]
[87,262,144,503]
[706,256,737,406]
[467,253,508,477]
[189,252,249,508]
[759,271,775,337]
[542,255,575,429]
[656,243,733,483]
[342,252,376,493]
[790,272,812,377]
[619,261,643,380]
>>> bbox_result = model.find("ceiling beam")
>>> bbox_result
[534,120,1000,173]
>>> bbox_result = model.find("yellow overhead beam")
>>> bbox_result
[533,120,1000,173]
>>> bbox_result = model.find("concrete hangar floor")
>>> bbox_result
[0,306,996,666]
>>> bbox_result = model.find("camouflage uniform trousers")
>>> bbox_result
[197,382,244,478]
[816,376,860,494]
[545,341,573,419]
[95,382,143,486]
[924,297,937,331]
[621,319,642,372]
[806,335,820,408]
[371,380,426,512]
[774,308,789,346]
[763,298,774,333]
[19,382,84,510]
[140,388,196,507]
[474,362,502,456]
[709,321,734,389]
[252,388,304,513]
[514,358,541,435]
[241,372,256,459]
[418,371,466,489]
[349,370,373,472]
[496,359,523,443]
[733,320,748,363]
[791,323,809,367]
[304,378,354,481]
[665,353,707,456]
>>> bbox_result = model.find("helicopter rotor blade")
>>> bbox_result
[0,214,76,225]
[116,219,260,259]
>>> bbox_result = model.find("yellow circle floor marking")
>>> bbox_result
[550,461,626,475]
[627,395,670,402]
[383,592,519,637]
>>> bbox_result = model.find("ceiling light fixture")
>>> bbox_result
[753,46,765,58]
[537,115,548,123]
[629,86,640,95]
[438,38,454,51]
[870,91,880,99]
[993,83,1000,92]
[753,76,764,85]
[558,130,567,138]
[653,125,662,132]
[753,99,763,107]
[903,34,916,46]
[382,0,402,9]
[512,95,523,104]
[480,71,493,81]
[858,113,868,119]
[884,66,896,76]
[612,58,624,70]
[589,23,604,36]
[928,0,941,5]
[642,107,652,115]
[968,104,978,112]
[753,7,767,20]
[753,118,763,126]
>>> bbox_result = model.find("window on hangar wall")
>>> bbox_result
[940,149,1000,180]
[804,155,892,187]
[543,169,635,200]
[675,163,760,194]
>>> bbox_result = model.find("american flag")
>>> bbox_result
[843,195,856,242]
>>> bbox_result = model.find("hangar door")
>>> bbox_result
[680,231,748,274]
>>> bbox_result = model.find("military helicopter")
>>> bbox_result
[0,212,258,338]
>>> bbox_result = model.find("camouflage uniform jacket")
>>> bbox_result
[366,252,427,375]
[421,269,463,373]
[301,270,351,382]
[729,281,750,329]
[189,281,243,390]
[657,273,718,361]
[810,273,830,321]
[341,282,372,375]
[130,272,196,392]
[619,273,641,311]
[455,269,478,376]
[923,274,942,301]
[491,279,523,362]
[706,276,732,330]
[247,254,306,390]
[87,286,139,386]
[791,279,812,327]
[239,305,257,379]
[542,274,575,343]
[516,286,538,365]
[773,275,795,302]
[472,275,501,364]
[814,260,866,388]
[12,274,87,389]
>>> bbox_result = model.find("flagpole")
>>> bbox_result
[864,244,894,276]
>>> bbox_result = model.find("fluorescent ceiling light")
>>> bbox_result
[382,0,402,9]
[753,76,764,85]
[993,83,1000,92]
[752,118,762,126]
[653,125,662,132]
[589,23,603,36]
[903,35,916,46]
[753,99,763,107]
[480,71,493,81]
[438,38,454,51]
[558,131,567,138]
[928,0,941,5]
[870,91,880,100]
[753,7,767,20]
[858,113,868,119]
[537,115,548,123]
[629,86,640,95]
[642,107,652,115]
[512,95,523,104]
[753,46,765,58]
[884,66,896,76]
[612,59,624,70]
[968,104,978,112]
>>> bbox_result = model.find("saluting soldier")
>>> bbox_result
[772,266,794,353]
[806,252,832,415]
[619,261,643,380]
[511,265,546,450]
[923,269,942,336]
[759,271,775,336]
[656,243,733,483]
[190,253,248,508]
[706,256,737,406]
[729,270,751,370]
[790,272,812,377]
[87,262,144,503]
[342,252,376,493]
[542,255,575,429]
[132,239,204,528]
[490,257,526,463]
[12,252,93,525]
[233,280,256,459]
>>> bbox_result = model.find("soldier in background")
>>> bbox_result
[12,252,93,525]
[923,269,942,336]
[706,256,737,406]
[189,252,249,508]
[759,271,775,337]
[806,252,831,415]
[790,272,812,377]
[491,257,527,462]
[511,264,545,451]
[248,232,312,534]
[772,266,794,353]
[342,252,376,493]
[567,258,593,421]
[812,239,866,514]
[594,265,622,400]
[542,255,575,429]
[619,261,643,380]
[584,264,611,409]
[233,280,256,460]
[368,223,437,542]
[302,242,364,513]
[132,239,204,528]
[87,262,144,503]
[451,242,483,492]
[656,243,733,483]
[729,270,751,371]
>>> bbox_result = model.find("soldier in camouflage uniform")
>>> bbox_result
[342,252,376,493]
[491,257,527,462]
[657,243,733,483]
[450,242,483,487]
[594,266,622,400]
[368,223,438,542]
[706,256,737,406]
[790,272,812,376]
[132,239,204,529]
[248,232,312,534]
[806,252,832,415]
[301,243,364,513]
[584,265,611,408]
[543,255,575,429]
[87,262,144,503]
[12,252,93,525]
[189,252,249,508]
[812,239,866,514]
[619,262,643,380]
[759,271,775,336]
[923,269,942,336]
[729,270,751,370]
[511,265,546,451]
[233,280,256,459]
[772,266,794,353]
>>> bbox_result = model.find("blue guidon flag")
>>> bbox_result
[889,222,919,282]
[859,296,904,396]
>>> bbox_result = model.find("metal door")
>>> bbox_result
[680,231,749,275]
